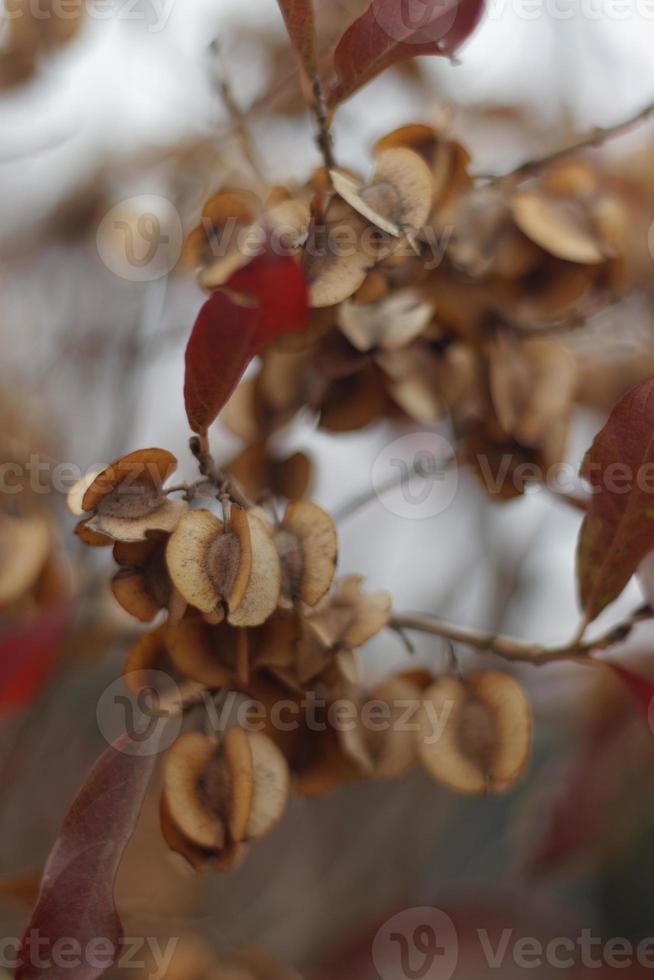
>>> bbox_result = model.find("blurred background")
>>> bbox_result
[2,0,654,977]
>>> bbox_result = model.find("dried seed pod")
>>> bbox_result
[274,500,338,608]
[166,506,281,627]
[111,539,178,622]
[226,445,312,501]
[165,617,238,689]
[510,191,607,265]
[245,731,291,839]
[227,512,282,627]
[315,575,392,649]
[68,449,186,544]
[338,288,433,352]
[303,201,379,309]
[122,623,204,712]
[163,732,227,850]
[161,728,290,869]
[166,508,250,620]
[418,671,531,794]
[183,188,258,287]
[365,675,425,779]
[330,148,433,236]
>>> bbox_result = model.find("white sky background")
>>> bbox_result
[1,0,653,671]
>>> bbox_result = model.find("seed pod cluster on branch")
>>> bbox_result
[68,445,533,872]
[182,122,643,503]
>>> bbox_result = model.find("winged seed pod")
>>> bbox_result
[67,449,186,545]
[161,728,290,870]
[418,671,531,794]
[330,148,433,238]
[166,506,281,627]
[111,539,186,623]
[274,500,338,608]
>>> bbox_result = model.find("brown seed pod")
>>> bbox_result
[365,674,424,779]
[510,191,608,265]
[161,728,289,869]
[418,671,531,794]
[166,506,270,625]
[68,449,186,544]
[302,202,379,309]
[165,617,237,689]
[320,575,392,649]
[227,512,282,627]
[163,732,227,850]
[111,539,176,623]
[274,500,338,608]
[226,445,312,502]
[330,148,433,237]
[338,288,433,352]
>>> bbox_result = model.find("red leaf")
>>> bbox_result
[0,603,69,715]
[184,252,308,434]
[610,663,654,719]
[229,250,309,348]
[276,0,317,78]
[15,733,162,980]
[184,291,259,436]
[576,376,654,622]
[329,0,485,105]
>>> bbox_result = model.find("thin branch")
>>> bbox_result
[390,604,652,667]
[189,435,255,510]
[212,41,268,188]
[483,99,654,185]
[311,76,336,173]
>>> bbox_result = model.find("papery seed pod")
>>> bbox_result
[338,288,433,353]
[111,539,183,623]
[302,198,380,309]
[510,190,608,265]
[166,507,280,627]
[68,449,186,544]
[330,148,433,237]
[274,500,338,608]
[418,671,531,794]
[226,445,312,501]
[161,728,290,869]
[165,617,240,689]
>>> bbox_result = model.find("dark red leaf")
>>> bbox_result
[276,0,317,78]
[15,733,162,980]
[610,663,654,719]
[184,290,259,436]
[0,603,69,715]
[577,376,654,622]
[329,0,485,106]
[229,250,309,349]
[184,251,308,434]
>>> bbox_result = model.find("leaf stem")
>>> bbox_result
[189,435,254,510]
[311,75,336,174]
